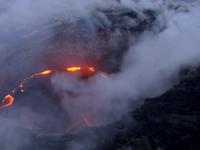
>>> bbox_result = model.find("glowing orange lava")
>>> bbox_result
[87,66,95,72]
[1,70,52,108]
[40,70,52,75]
[101,74,107,79]
[65,109,97,132]
[0,65,107,133]
[84,119,91,126]
[1,94,14,109]
[19,70,52,88]
[65,120,84,132]
[12,88,16,94]
[67,67,81,72]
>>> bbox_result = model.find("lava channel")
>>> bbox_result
[0,94,14,109]
[19,70,52,88]
[65,109,97,132]
[1,70,52,108]
[67,67,81,72]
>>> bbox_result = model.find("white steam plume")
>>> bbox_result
[0,1,199,149]
[0,0,200,133]
[51,0,200,126]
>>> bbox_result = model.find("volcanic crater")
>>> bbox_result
[0,8,137,133]
[1,1,200,150]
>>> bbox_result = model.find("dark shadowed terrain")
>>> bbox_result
[0,62,200,150]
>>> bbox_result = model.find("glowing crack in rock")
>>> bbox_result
[67,67,81,72]
[101,74,107,79]
[1,70,52,108]
[19,70,52,88]
[1,67,106,109]
[65,109,97,132]
[0,66,106,132]
[87,66,95,72]
[0,94,14,109]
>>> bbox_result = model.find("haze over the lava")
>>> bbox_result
[0,0,200,150]
[0,0,200,136]
[51,0,200,125]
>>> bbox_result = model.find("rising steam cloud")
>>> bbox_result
[0,0,200,150]
[0,0,200,133]
[51,0,200,125]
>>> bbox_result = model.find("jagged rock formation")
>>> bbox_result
[0,67,200,150]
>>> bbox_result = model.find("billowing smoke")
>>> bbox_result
[0,0,200,150]
[0,0,200,138]
[51,0,200,126]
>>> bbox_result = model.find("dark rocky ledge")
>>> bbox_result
[1,66,200,150]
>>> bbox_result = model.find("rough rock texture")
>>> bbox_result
[1,67,200,150]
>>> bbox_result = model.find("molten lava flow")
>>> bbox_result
[87,66,95,72]
[1,94,14,109]
[84,119,91,126]
[65,120,84,132]
[1,66,102,110]
[12,88,16,94]
[65,109,97,132]
[67,67,81,72]
[40,70,52,75]
[101,74,107,79]
[19,70,52,88]
[1,70,52,108]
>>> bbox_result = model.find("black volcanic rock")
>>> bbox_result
[1,66,200,149]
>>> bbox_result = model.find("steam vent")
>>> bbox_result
[0,0,200,150]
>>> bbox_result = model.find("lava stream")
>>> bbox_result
[1,67,106,110]
[65,109,97,132]
[84,119,91,126]
[101,74,107,79]
[1,70,52,108]
[0,66,107,133]
[67,67,81,72]
[64,120,84,132]
[87,66,95,72]
[12,88,16,94]
[0,94,14,109]
[19,70,52,88]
